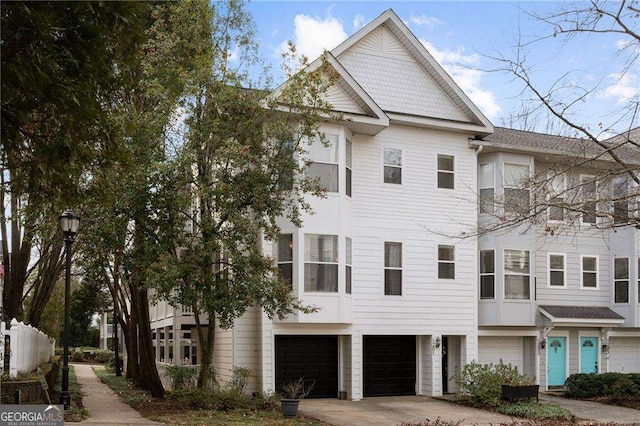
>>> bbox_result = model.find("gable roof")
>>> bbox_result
[330,9,494,137]
[539,305,625,326]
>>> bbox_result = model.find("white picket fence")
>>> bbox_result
[0,318,55,378]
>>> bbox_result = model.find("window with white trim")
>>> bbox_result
[581,255,598,288]
[276,234,293,287]
[480,250,495,299]
[504,249,530,299]
[437,155,454,189]
[304,234,338,292]
[346,237,352,294]
[306,134,338,192]
[479,163,494,214]
[548,253,566,287]
[384,242,402,295]
[346,139,352,197]
[504,163,530,214]
[614,257,629,303]
[581,176,597,224]
[613,176,629,224]
[548,173,565,221]
[438,245,455,279]
[383,148,402,184]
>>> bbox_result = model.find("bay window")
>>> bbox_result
[504,163,530,214]
[480,250,495,299]
[307,134,339,192]
[479,163,494,214]
[276,234,293,287]
[504,249,530,299]
[304,234,338,292]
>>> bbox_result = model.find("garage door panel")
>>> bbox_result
[364,335,416,397]
[478,336,524,371]
[609,337,640,373]
[275,335,338,398]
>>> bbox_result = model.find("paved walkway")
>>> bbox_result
[68,363,163,425]
[539,394,640,425]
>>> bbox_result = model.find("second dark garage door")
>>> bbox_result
[364,335,416,397]
[275,335,338,398]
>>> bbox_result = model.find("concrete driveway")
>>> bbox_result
[299,395,640,425]
[298,396,514,425]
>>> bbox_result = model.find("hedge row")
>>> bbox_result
[564,373,640,399]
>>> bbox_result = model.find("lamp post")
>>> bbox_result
[58,209,80,409]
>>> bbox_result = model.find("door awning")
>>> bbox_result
[539,305,625,327]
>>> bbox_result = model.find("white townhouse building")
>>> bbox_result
[149,9,640,398]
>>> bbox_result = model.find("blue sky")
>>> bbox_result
[245,1,639,135]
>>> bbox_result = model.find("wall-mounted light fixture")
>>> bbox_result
[601,344,609,353]
[539,339,547,350]
[432,335,441,353]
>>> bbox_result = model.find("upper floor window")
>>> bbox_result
[480,250,495,299]
[580,176,597,224]
[438,245,455,279]
[548,173,565,221]
[548,253,566,287]
[504,249,530,299]
[384,148,402,184]
[277,139,294,190]
[504,163,530,214]
[638,257,640,304]
[437,155,454,189]
[346,139,353,197]
[581,255,598,289]
[613,176,629,224]
[304,234,338,292]
[479,163,494,214]
[384,242,402,295]
[307,134,338,192]
[346,237,352,294]
[614,257,629,303]
[276,234,293,287]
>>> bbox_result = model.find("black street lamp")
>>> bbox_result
[58,209,80,409]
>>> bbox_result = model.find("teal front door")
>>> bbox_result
[580,337,598,373]
[548,337,566,386]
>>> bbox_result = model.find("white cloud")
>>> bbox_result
[615,39,632,50]
[421,40,501,119]
[409,14,443,31]
[353,14,366,31]
[601,72,638,103]
[276,14,348,61]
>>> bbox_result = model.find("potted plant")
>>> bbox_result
[280,378,314,418]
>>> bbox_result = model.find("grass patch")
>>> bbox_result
[150,409,325,425]
[51,364,89,422]
[497,401,573,421]
[93,367,153,405]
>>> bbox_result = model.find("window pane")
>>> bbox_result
[615,258,629,279]
[480,250,494,273]
[505,250,529,274]
[385,242,402,268]
[549,198,565,221]
[346,237,352,264]
[480,188,494,214]
[505,275,530,299]
[278,264,292,286]
[438,245,454,261]
[384,270,402,295]
[583,201,596,223]
[304,264,338,292]
[278,234,293,262]
[615,281,629,303]
[308,134,338,163]
[346,139,352,167]
[504,164,529,186]
[384,148,402,166]
[305,234,338,262]
[583,257,597,272]
[480,276,495,299]
[438,155,454,171]
[346,265,352,294]
[307,163,338,192]
[550,255,564,270]
[346,167,352,197]
[583,272,597,288]
[505,188,530,213]
[384,166,401,184]
[550,271,564,286]
[438,172,454,189]
[479,163,494,188]
[438,263,455,279]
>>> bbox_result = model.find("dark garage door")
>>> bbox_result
[364,335,416,397]
[275,335,338,398]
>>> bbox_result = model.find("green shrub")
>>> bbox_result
[565,372,640,401]
[227,366,256,393]
[93,350,112,363]
[164,364,198,390]
[70,350,85,362]
[604,376,640,400]
[452,360,533,408]
[252,391,281,411]
[497,401,573,420]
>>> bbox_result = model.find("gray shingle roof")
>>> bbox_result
[480,127,639,165]
[539,305,625,320]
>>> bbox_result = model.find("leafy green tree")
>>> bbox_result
[1,1,149,324]
[68,280,108,347]
[151,0,340,388]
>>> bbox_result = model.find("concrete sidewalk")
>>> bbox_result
[539,394,640,425]
[67,363,163,425]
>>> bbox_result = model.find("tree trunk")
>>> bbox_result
[196,311,216,389]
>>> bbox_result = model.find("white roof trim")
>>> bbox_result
[331,9,493,135]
